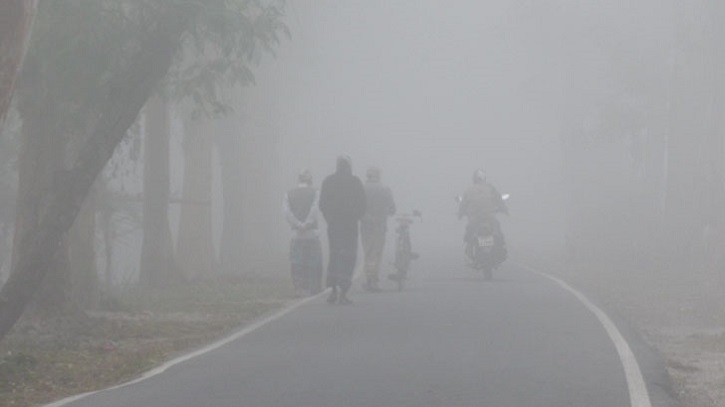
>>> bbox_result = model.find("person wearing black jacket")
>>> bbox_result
[319,155,366,305]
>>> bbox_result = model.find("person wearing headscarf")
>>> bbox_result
[283,169,323,296]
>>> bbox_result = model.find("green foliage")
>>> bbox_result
[22,0,288,134]
[23,1,141,132]
[167,0,290,117]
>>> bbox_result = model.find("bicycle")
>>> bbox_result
[389,210,421,291]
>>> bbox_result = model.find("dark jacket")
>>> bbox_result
[319,158,366,227]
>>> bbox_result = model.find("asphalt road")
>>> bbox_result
[49,258,674,407]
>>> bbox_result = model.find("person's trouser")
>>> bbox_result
[361,222,386,284]
[290,237,323,293]
[326,223,359,292]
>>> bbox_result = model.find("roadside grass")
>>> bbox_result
[0,271,294,407]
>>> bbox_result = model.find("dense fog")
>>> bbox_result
[2,0,723,285]
[3,1,725,405]
[248,0,571,261]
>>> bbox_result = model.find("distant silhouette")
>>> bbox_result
[360,167,396,291]
[283,169,323,297]
[319,155,366,305]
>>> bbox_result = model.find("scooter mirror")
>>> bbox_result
[501,194,510,201]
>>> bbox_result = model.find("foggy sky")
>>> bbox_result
[240,0,570,255]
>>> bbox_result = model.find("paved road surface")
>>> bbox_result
[50,258,671,407]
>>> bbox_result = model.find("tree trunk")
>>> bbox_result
[705,0,725,287]
[0,11,190,343]
[707,0,725,228]
[0,0,37,122]
[239,125,282,267]
[176,118,216,280]
[139,95,179,288]
[68,190,99,310]
[216,118,245,275]
[13,78,76,316]
[664,19,717,248]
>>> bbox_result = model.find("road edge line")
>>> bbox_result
[43,287,332,407]
[518,263,652,407]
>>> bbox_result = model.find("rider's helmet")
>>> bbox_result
[298,169,313,186]
[366,166,381,182]
[472,169,486,184]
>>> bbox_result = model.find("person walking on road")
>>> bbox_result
[319,155,366,305]
[283,169,323,297]
[360,167,396,292]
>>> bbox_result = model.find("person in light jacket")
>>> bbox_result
[284,169,323,296]
[360,167,396,291]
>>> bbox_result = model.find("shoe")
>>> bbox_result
[327,290,338,304]
[337,295,352,305]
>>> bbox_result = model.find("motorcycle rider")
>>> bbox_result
[458,169,508,264]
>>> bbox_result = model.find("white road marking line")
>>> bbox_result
[519,264,652,407]
[43,287,332,407]
[45,265,367,407]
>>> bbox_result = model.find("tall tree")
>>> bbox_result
[0,0,37,122]
[0,0,288,343]
[140,95,179,288]
[68,191,99,310]
[13,54,75,315]
[176,117,216,280]
[662,2,720,247]
[216,107,246,275]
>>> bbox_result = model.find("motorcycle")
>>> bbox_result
[456,194,509,280]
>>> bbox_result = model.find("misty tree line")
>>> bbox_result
[2,0,725,345]
[520,1,725,273]
[0,0,287,343]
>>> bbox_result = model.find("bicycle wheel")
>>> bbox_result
[394,240,410,291]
